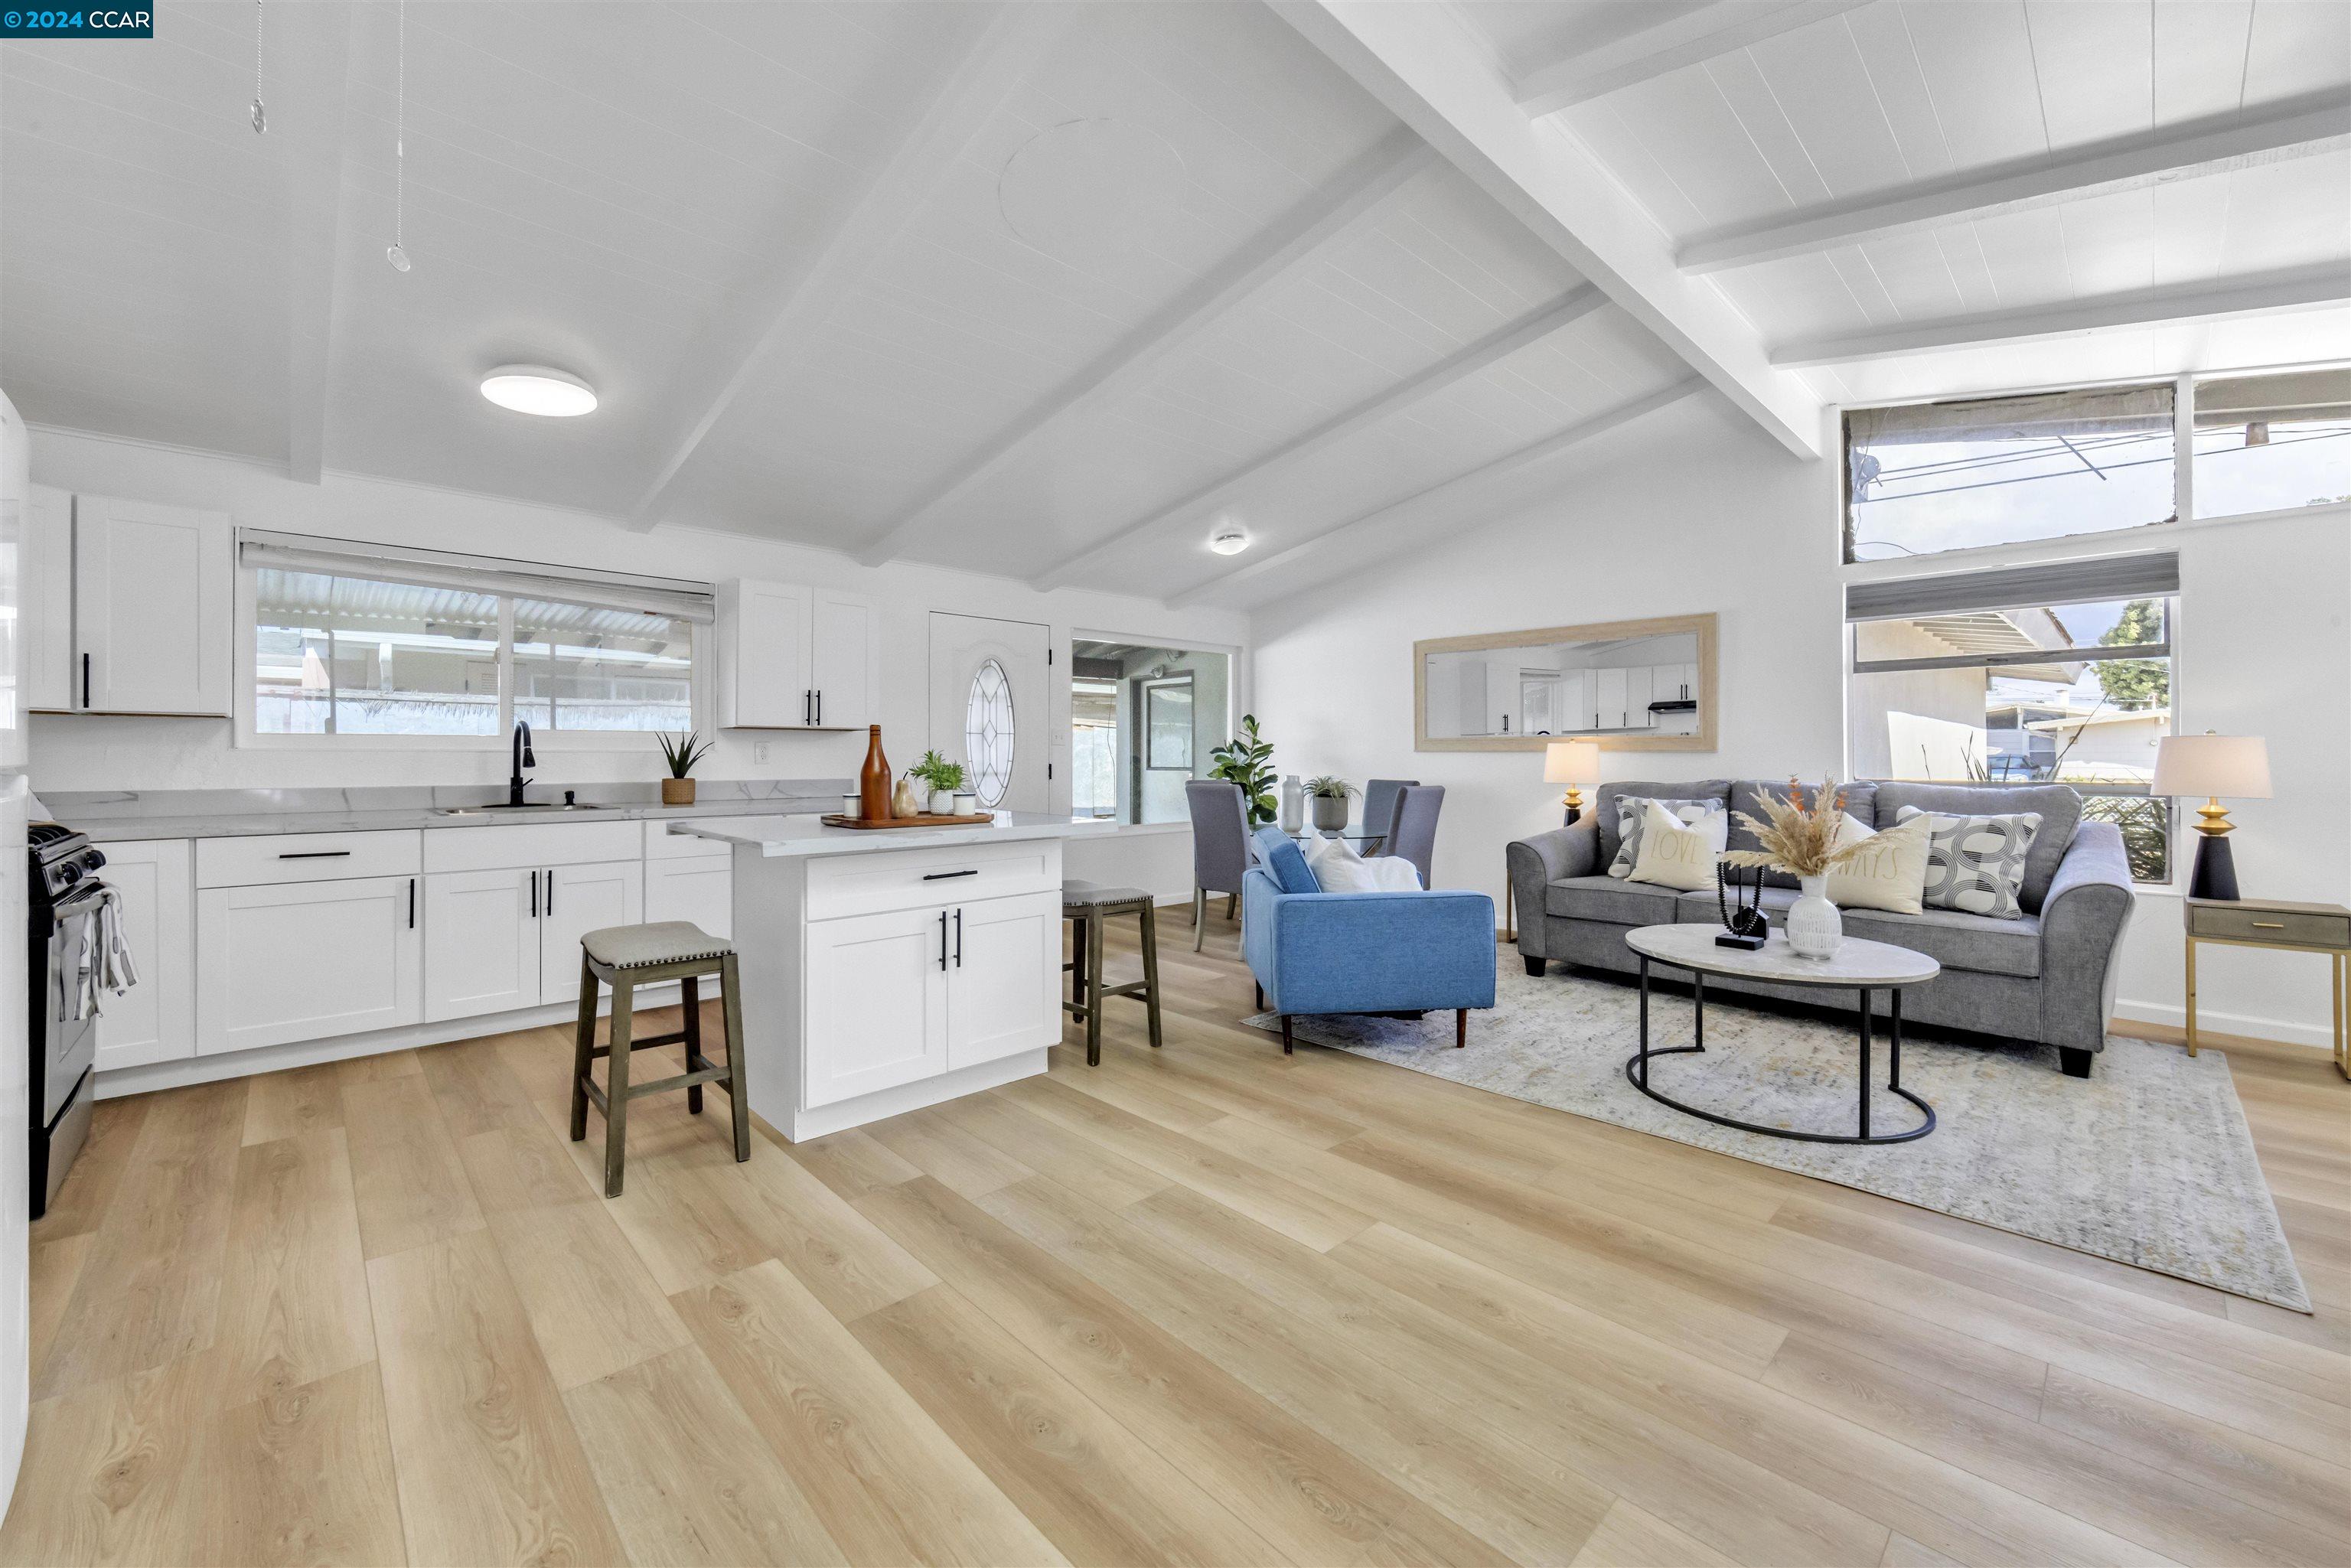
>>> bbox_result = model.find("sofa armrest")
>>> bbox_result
[1248,887,1497,1015]
[2037,819,2136,1053]
[1507,819,1599,958]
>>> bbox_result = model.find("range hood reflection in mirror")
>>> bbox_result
[1414,612,1716,753]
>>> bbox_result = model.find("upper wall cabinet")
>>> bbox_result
[716,579,875,730]
[25,489,232,717]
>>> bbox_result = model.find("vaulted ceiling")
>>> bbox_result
[5,1,2344,609]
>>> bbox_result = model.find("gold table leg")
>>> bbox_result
[2335,949,2346,1081]
[2184,932,2198,1057]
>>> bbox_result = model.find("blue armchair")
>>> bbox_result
[1242,826,1496,1054]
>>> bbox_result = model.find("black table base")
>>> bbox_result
[1624,956,1935,1145]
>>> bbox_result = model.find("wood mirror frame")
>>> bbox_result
[1413,611,1717,753]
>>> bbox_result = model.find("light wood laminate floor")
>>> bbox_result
[5,914,2348,1566]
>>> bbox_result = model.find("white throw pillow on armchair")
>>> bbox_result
[1302,833,1421,893]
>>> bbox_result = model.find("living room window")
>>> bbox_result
[240,532,710,745]
[1845,553,2177,884]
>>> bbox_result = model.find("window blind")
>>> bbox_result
[239,530,716,624]
[1845,551,2179,623]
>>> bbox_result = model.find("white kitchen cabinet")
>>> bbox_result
[944,891,1058,1072]
[645,856,731,940]
[71,495,231,716]
[803,904,950,1107]
[197,875,421,1055]
[93,839,194,1071]
[716,579,875,730]
[1624,665,1655,729]
[538,859,642,1005]
[422,867,541,1022]
[1594,667,1628,730]
[22,484,73,712]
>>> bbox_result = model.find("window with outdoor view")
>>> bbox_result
[1846,554,2177,884]
[242,533,709,743]
[2191,368,2351,520]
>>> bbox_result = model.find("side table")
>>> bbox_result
[2184,897,2349,1080]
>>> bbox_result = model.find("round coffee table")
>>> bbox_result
[1623,924,1941,1145]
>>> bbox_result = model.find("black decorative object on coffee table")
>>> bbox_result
[1715,864,1769,950]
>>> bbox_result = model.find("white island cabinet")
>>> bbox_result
[670,813,1113,1140]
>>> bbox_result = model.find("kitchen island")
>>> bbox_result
[670,813,1117,1139]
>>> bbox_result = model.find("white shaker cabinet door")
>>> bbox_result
[197,875,421,1054]
[944,890,1058,1072]
[422,868,540,1022]
[22,484,73,712]
[644,856,730,940]
[73,495,230,716]
[803,905,948,1108]
[809,588,872,730]
[539,859,643,1005]
[719,579,812,729]
[93,839,194,1071]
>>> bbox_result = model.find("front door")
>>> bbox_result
[928,613,1049,813]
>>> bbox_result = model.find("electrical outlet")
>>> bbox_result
[753,741,771,764]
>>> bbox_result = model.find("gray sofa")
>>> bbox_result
[1506,779,2137,1077]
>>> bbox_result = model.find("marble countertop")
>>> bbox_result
[43,783,854,843]
[671,812,1123,859]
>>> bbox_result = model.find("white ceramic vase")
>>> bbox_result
[928,788,957,815]
[1786,874,1843,960]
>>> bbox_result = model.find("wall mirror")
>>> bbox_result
[1414,613,1717,752]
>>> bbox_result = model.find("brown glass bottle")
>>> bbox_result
[858,725,892,820]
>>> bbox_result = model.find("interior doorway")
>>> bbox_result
[1069,638,1231,824]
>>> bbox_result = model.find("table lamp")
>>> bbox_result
[1544,739,1603,825]
[2150,732,2271,901]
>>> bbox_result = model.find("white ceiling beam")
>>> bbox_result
[1167,379,1700,608]
[1515,1,1876,117]
[1682,91,2351,273]
[279,1,357,485]
[624,2,1069,533]
[852,129,1436,568]
[1771,264,2351,366]
[1030,283,1607,591]
[1280,1,1821,458]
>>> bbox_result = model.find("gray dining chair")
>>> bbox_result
[1381,783,1445,890]
[1358,777,1417,853]
[1183,778,1252,950]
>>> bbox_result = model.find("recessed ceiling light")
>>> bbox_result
[481,365,597,417]
[1209,526,1249,556]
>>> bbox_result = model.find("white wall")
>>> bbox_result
[25,427,1247,901]
[1251,393,2351,1050]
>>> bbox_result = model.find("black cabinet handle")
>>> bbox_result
[817,690,823,725]
[81,653,90,708]
[922,869,979,881]
[804,689,811,725]
[278,849,351,859]
[937,910,948,970]
[544,869,553,916]
[530,869,538,918]
[954,907,962,968]
[408,877,416,929]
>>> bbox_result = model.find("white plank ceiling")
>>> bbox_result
[4,1,2343,608]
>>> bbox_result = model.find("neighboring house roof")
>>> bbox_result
[2025,708,2173,732]
[1911,606,2087,685]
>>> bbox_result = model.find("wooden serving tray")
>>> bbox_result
[820,812,996,830]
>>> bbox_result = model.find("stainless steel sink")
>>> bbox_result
[432,802,609,817]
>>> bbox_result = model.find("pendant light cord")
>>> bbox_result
[387,0,410,270]
[249,0,265,133]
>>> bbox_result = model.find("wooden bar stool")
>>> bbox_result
[569,921,749,1198]
[1061,882,1162,1066]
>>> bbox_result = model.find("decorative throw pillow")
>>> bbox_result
[1626,800,1723,892]
[1607,797,1721,878]
[1301,833,1420,893]
[1824,813,1932,915]
[1895,806,2042,920]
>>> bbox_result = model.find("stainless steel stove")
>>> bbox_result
[28,821,107,1218]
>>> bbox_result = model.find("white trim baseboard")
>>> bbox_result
[2112,1000,2336,1052]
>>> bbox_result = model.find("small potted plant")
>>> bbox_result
[1304,774,1355,833]
[657,730,712,807]
[911,750,967,816]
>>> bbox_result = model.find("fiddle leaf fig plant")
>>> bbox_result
[1208,713,1278,826]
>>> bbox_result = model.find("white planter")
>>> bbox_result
[953,792,977,814]
[1786,874,1843,960]
[928,789,957,815]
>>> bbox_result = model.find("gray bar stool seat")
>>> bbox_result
[1061,882,1162,1065]
[569,920,749,1198]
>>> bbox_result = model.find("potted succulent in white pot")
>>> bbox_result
[911,750,967,816]
[657,730,712,807]
[1304,775,1355,833]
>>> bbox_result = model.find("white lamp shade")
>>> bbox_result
[1544,738,1603,786]
[2150,734,2271,799]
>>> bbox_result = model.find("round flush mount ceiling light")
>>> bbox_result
[1208,526,1250,556]
[480,365,597,417]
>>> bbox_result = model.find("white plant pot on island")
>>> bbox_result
[670,812,1116,1140]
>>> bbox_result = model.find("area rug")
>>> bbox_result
[1245,955,2310,1311]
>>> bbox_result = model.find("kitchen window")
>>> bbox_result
[240,532,711,745]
